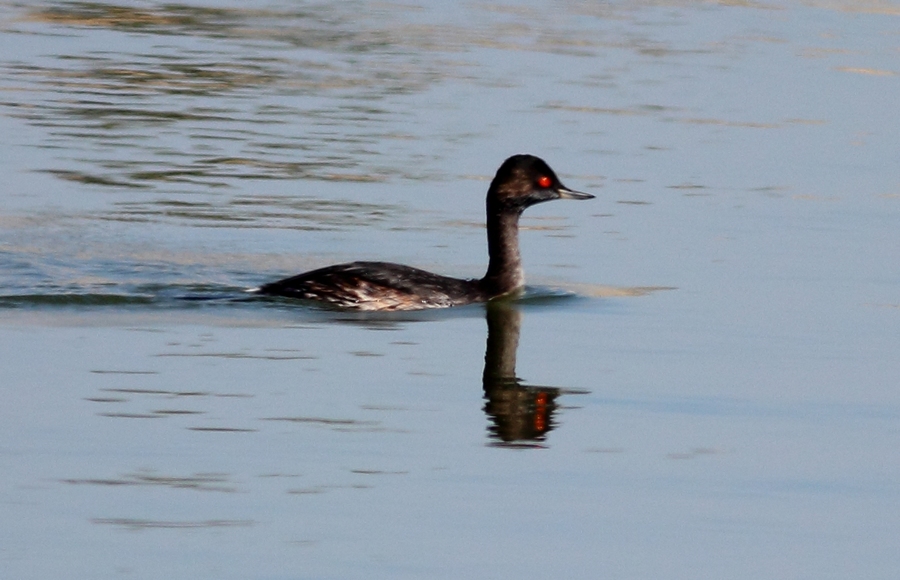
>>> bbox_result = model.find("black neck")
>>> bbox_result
[479,207,524,297]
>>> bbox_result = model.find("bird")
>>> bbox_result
[256,154,593,311]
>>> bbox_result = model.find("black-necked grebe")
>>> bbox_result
[257,154,594,310]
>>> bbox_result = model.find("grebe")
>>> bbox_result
[257,154,593,310]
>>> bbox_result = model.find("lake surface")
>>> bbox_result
[1,1,898,578]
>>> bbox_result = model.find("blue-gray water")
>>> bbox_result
[1,2,898,579]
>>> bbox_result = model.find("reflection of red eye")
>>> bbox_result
[537,176,552,188]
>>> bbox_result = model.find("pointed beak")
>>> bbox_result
[556,185,594,200]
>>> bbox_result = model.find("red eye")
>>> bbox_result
[537,176,552,188]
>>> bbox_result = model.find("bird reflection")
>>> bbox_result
[482,302,564,447]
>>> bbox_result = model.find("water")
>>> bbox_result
[2,1,899,578]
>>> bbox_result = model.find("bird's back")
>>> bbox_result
[258,261,484,311]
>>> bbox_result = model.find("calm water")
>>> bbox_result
[2,1,899,579]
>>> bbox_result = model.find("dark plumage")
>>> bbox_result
[257,155,593,311]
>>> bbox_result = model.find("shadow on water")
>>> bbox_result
[301,295,591,447]
[482,301,587,448]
